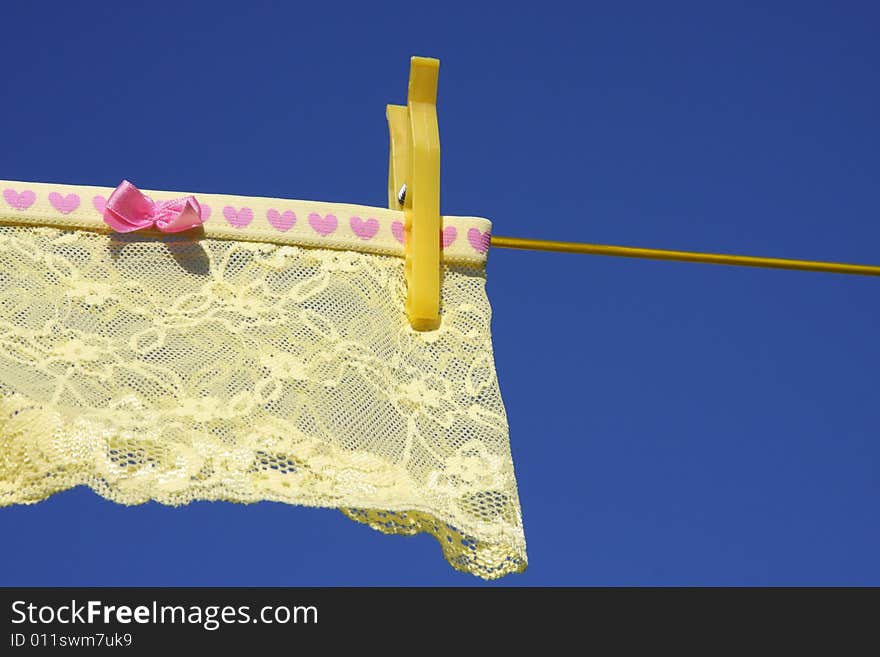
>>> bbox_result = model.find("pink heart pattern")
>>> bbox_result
[223,206,253,228]
[308,212,337,237]
[267,209,296,232]
[3,188,35,210]
[350,216,379,240]
[92,195,107,214]
[48,192,81,215]
[391,222,458,248]
[391,221,405,244]
[467,228,491,253]
[442,226,457,248]
[3,185,492,260]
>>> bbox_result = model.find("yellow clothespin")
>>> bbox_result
[387,56,441,331]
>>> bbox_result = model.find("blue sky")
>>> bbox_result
[1,1,878,585]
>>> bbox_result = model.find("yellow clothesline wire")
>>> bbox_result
[490,236,880,277]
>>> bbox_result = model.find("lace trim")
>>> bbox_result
[0,392,526,580]
[1,179,492,265]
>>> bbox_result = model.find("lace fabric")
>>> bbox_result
[0,180,526,579]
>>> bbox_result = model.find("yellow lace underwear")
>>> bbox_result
[0,180,526,579]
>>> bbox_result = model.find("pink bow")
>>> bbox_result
[103,180,206,233]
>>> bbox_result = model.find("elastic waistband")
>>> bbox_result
[0,180,492,266]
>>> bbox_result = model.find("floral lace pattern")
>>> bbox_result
[0,224,526,579]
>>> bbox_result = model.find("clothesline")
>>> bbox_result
[490,236,880,277]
